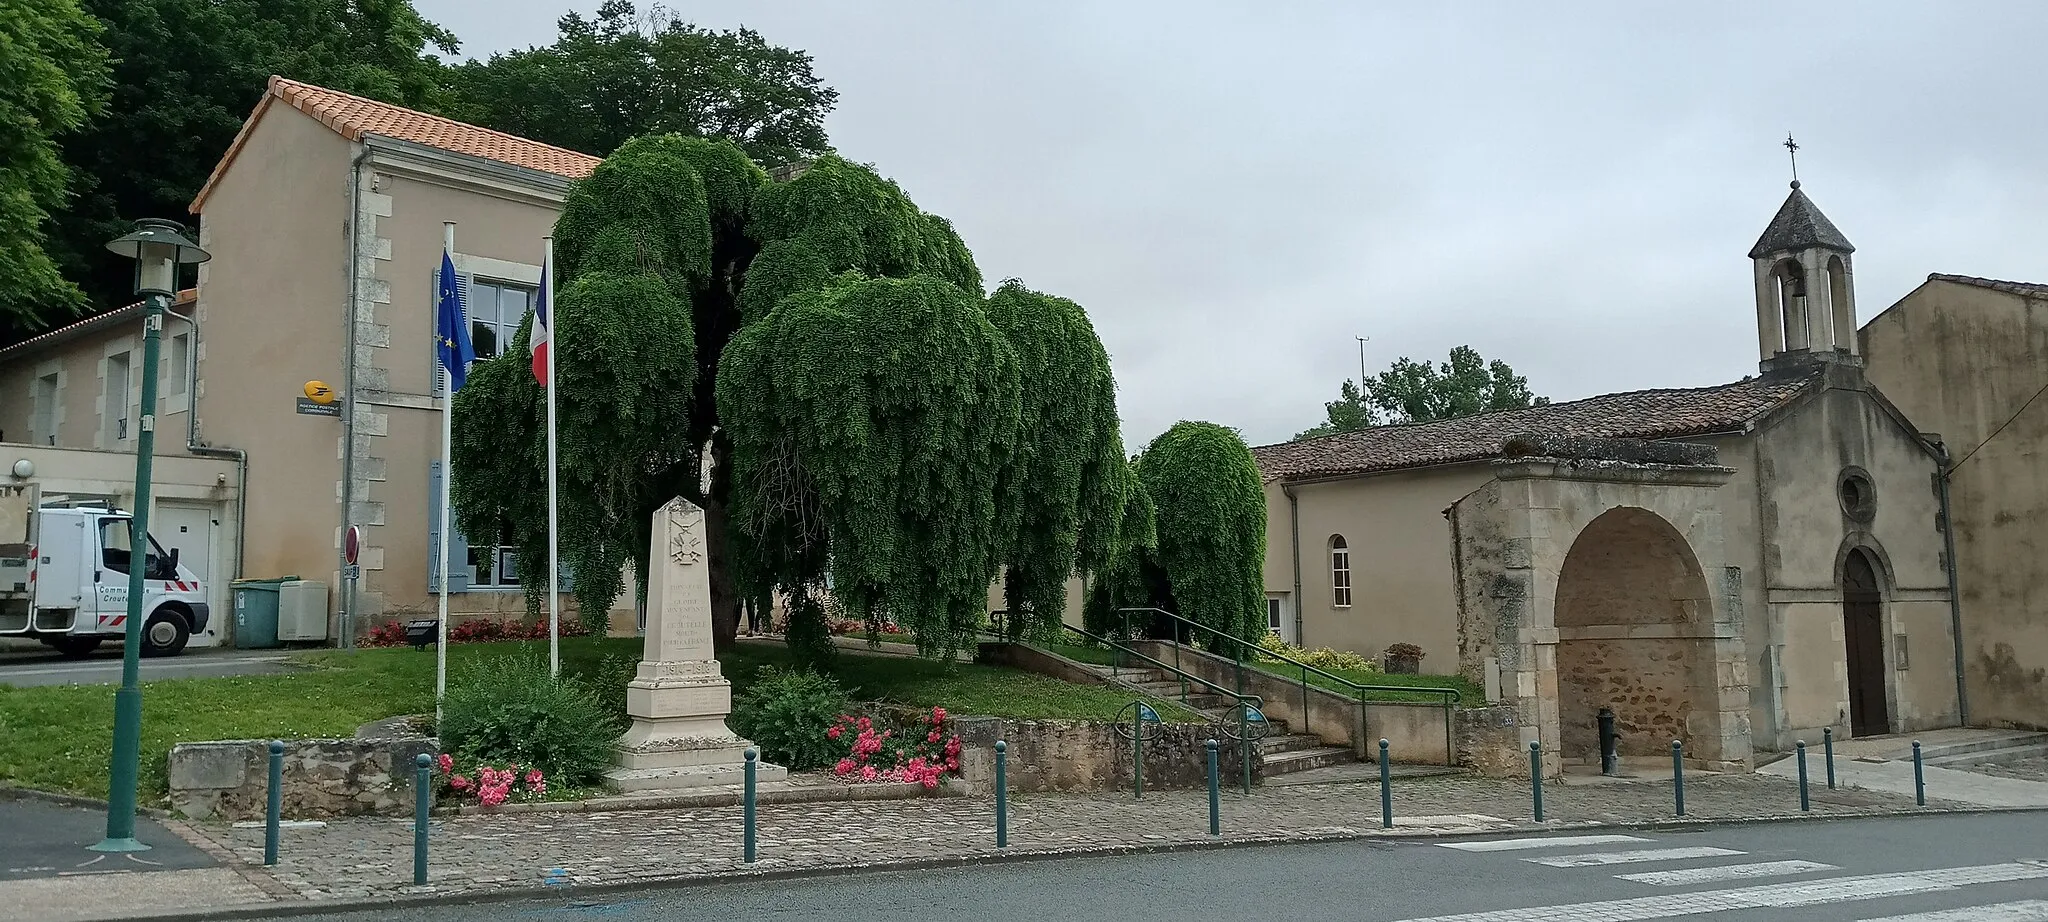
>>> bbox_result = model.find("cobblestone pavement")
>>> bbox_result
[175,771,1970,907]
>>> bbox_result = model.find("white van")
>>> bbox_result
[1,483,209,657]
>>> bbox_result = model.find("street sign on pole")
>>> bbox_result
[341,525,362,652]
[344,525,361,565]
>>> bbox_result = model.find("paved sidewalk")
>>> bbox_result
[1758,747,2048,808]
[153,771,1971,914]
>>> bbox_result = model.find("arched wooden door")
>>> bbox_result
[1842,549,1890,737]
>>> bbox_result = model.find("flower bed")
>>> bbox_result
[361,617,593,648]
[434,752,549,808]
[827,706,962,790]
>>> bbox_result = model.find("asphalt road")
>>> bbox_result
[263,812,2047,922]
[0,798,216,881]
[0,647,296,687]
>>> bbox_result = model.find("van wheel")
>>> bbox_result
[141,609,191,657]
[51,637,103,658]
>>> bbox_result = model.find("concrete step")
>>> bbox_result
[1919,732,2048,761]
[1260,733,1328,755]
[1260,745,1358,776]
[1927,739,2048,768]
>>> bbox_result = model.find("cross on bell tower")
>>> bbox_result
[1750,136,1859,373]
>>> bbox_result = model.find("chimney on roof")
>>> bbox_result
[769,160,813,183]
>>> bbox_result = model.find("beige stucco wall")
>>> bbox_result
[1863,280,2048,729]
[1747,375,1956,745]
[1265,465,1493,671]
[360,164,569,620]
[193,103,352,592]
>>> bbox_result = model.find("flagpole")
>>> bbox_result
[437,222,456,725]
[544,236,560,678]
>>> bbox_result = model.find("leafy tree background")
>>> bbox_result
[1295,344,1548,439]
[0,0,109,326]
[1083,422,1265,651]
[441,1,836,166]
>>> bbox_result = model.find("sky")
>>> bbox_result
[417,0,2048,448]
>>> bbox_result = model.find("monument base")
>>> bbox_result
[607,663,787,792]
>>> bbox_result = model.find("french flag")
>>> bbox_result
[531,258,551,385]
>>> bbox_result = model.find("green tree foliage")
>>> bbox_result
[1295,344,1548,438]
[453,141,1123,662]
[1085,425,1265,650]
[983,280,1127,639]
[27,0,456,332]
[722,274,1019,661]
[0,0,109,326]
[443,0,836,164]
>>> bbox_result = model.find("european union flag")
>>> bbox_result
[436,250,476,392]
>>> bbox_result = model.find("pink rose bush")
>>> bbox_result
[434,756,549,808]
[826,706,962,791]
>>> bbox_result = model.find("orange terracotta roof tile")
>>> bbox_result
[1251,370,1821,481]
[192,76,601,212]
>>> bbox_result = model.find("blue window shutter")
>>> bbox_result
[427,460,471,593]
[427,461,442,592]
[558,558,576,593]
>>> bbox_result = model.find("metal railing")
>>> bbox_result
[985,609,1266,718]
[1115,607,1461,763]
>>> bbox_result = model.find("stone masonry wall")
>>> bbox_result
[169,737,436,821]
[948,716,1260,795]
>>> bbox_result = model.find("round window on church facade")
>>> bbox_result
[1838,468,1877,523]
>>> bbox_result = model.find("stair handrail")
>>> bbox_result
[983,610,1265,716]
[1116,607,1461,762]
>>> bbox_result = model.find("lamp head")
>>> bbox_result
[105,219,209,296]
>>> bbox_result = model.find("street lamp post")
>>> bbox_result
[92,219,209,853]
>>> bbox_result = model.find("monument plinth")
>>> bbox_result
[605,497,786,791]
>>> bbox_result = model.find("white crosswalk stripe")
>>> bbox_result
[1615,859,1840,886]
[1437,834,1651,852]
[1521,846,1746,868]
[1860,901,2048,921]
[1387,861,2048,922]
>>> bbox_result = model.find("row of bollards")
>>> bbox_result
[263,730,1938,884]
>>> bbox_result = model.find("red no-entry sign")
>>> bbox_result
[344,525,361,566]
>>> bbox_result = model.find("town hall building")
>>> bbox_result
[1252,180,1970,774]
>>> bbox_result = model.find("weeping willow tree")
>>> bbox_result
[452,137,1127,658]
[983,280,1127,641]
[1085,422,1265,651]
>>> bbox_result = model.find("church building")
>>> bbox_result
[1252,180,1966,773]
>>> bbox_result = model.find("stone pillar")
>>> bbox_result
[605,497,787,791]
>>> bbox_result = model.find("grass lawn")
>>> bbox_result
[0,636,1195,801]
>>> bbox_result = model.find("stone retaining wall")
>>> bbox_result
[168,736,436,821]
[947,715,1259,795]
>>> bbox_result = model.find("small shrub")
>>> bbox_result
[828,706,961,789]
[729,666,850,770]
[1254,633,1381,672]
[438,656,620,788]
[576,652,641,726]
[1385,642,1424,659]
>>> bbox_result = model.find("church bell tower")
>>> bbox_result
[1751,139,1858,373]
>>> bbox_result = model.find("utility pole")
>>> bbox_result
[1356,336,1370,387]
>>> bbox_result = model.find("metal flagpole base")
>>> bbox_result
[88,837,151,853]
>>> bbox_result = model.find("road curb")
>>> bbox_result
[0,783,174,818]
[108,802,2048,922]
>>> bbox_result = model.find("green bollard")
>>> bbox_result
[1671,740,1685,816]
[995,741,1009,848]
[1206,739,1220,837]
[1796,741,1810,812]
[1238,706,1251,795]
[412,753,430,885]
[1379,739,1392,829]
[743,748,758,863]
[1824,727,1836,789]
[1529,740,1544,822]
[264,741,284,867]
[1913,740,1925,806]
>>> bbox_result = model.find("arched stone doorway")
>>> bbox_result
[1842,548,1890,737]
[1554,507,1717,763]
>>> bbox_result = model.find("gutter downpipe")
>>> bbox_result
[1285,482,1304,646]
[337,144,371,642]
[1934,439,1969,725]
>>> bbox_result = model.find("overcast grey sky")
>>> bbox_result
[417,1,2048,448]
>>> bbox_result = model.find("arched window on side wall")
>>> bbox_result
[1330,535,1352,608]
